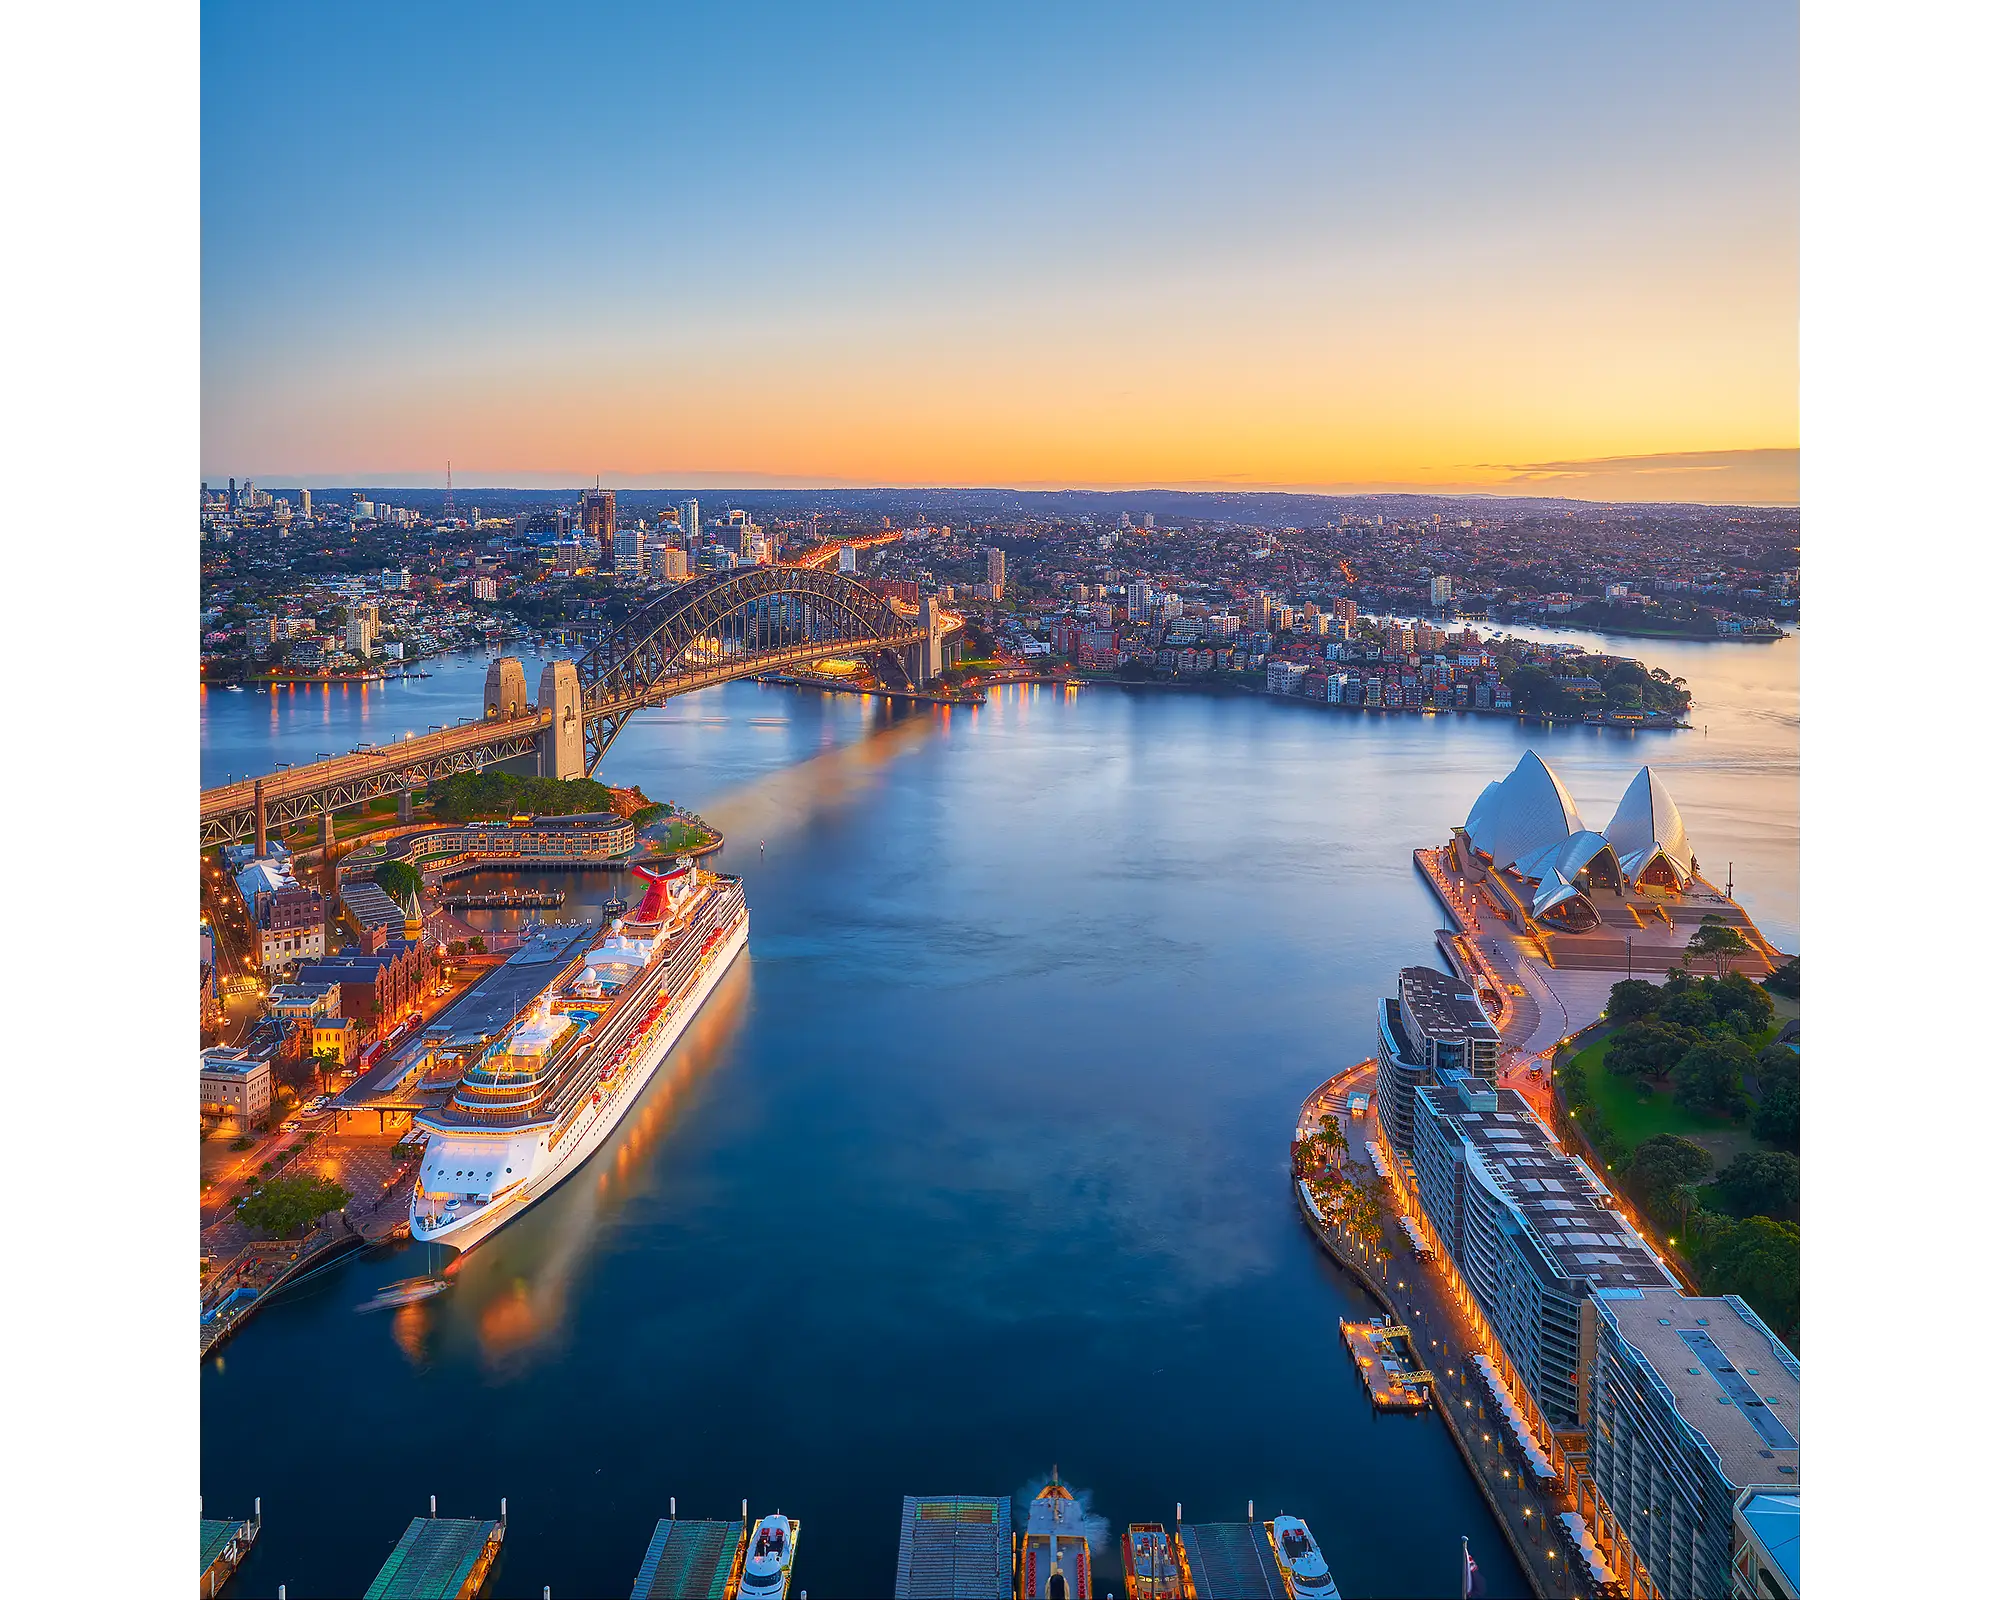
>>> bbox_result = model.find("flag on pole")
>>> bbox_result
[1462,1536,1486,1599]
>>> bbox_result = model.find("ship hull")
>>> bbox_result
[411,911,748,1254]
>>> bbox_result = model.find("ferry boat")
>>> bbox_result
[1123,1523,1185,1599]
[408,859,749,1254]
[1267,1515,1340,1599]
[737,1513,800,1599]
[355,1276,449,1313]
[1022,1475,1092,1600]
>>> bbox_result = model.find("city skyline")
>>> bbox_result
[202,3,1798,502]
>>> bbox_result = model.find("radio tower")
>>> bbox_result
[443,460,456,525]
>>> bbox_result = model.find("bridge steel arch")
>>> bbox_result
[572,564,938,773]
[196,567,955,844]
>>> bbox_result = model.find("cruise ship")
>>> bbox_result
[1021,1477,1092,1600]
[409,859,748,1254]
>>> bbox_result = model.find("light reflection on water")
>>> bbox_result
[201,642,1795,1599]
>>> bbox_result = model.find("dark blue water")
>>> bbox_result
[199,639,1796,1599]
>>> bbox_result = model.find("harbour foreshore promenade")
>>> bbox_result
[1295,1067,1589,1600]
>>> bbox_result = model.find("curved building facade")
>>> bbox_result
[1459,752,1699,932]
[1603,765,1694,892]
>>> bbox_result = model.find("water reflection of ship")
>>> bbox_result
[403,954,753,1369]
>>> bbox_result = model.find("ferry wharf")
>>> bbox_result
[200,1501,260,1597]
[1295,1068,1591,1600]
[364,1497,507,1600]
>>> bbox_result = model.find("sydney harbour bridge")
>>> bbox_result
[199,565,963,848]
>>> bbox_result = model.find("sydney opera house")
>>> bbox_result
[1451,753,1697,933]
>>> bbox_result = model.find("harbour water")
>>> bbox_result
[199,632,1796,1598]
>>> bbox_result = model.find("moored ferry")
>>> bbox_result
[1123,1523,1185,1600]
[1267,1515,1340,1599]
[1022,1476,1092,1600]
[409,858,748,1254]
[737,1513,800,1600]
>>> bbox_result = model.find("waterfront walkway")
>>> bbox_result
[1295,1069,1598,1600]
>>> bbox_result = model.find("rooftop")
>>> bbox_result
[1596,1287,1801,1491]
[1398,966,1499,1044]
[1428,1083,1675,1293]
[894,1495,1014,1600]
[1177,1523,1287,1600]
[362,1516,502,1600]
[630,1517,744,1600]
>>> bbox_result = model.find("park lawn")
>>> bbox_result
[1571,1035,1748,1147]
[1572,1026,1784,1169]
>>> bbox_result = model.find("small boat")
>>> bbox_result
[225,684,245,693]
[737,1512,799,1599]
[356,1276,449,1313]
[1268,1515,1340,1598]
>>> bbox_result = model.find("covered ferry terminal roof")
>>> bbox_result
[339,924,593,1107]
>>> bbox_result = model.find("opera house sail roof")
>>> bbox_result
[1603,765,1694,888]
[1460,753,1698,930]
[1464,751,1588,875]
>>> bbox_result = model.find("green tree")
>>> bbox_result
[1763,955,1800,999]
[1605,978,1665,1025]
[468,935,486,954]
[1714,1151,1800,1221]
[1672,1035,1753,1116]
[1659,983,1718,1033]
[1605,1017,1693,1080]
[373,859,423,903]
[1702,1217,1800,1343]
[1618,1134,1714,1230]
[1685,915,1749,976]
[1752,1069,1800,1153]
[237,1174,351,1237]
[1709,972,1776,1038]
[1316,1113,1350,1173]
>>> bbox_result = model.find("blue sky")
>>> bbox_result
[202,2,1799,496]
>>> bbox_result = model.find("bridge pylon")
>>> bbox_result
[537,661,585,780]
[484,657,529,720]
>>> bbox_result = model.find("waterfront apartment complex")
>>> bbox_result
[1374,965,1499,1155]
[1583,1288,1800,1600]
[1410,1076,1673,1430]
[389,812,637,871]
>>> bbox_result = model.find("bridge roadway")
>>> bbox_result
[199,627,933,847]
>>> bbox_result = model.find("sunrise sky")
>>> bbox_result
[202,2,1798,502]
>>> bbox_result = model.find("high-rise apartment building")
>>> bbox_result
[985,547,1006,594]
[583,488,616,549]
[1430,574,1453,607]
[299,489,312,522]
[613,528,648,577]
[470,576,498,601]
[1582,1288,1800,1600]
[653,545,688,582]
[838,545,857,574]
[1128,580,1152,618]
[1374,965,1498,1155]
[680,498,700,544]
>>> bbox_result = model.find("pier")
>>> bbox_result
[363,1498,506,1600]
[1177,1518,1288,1600]
[201,1502,260,1597]
[629,1510,747,1600]
[892,1495,1013,1600]
[1340,1316,1434,1410]
[438,887,567,910]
